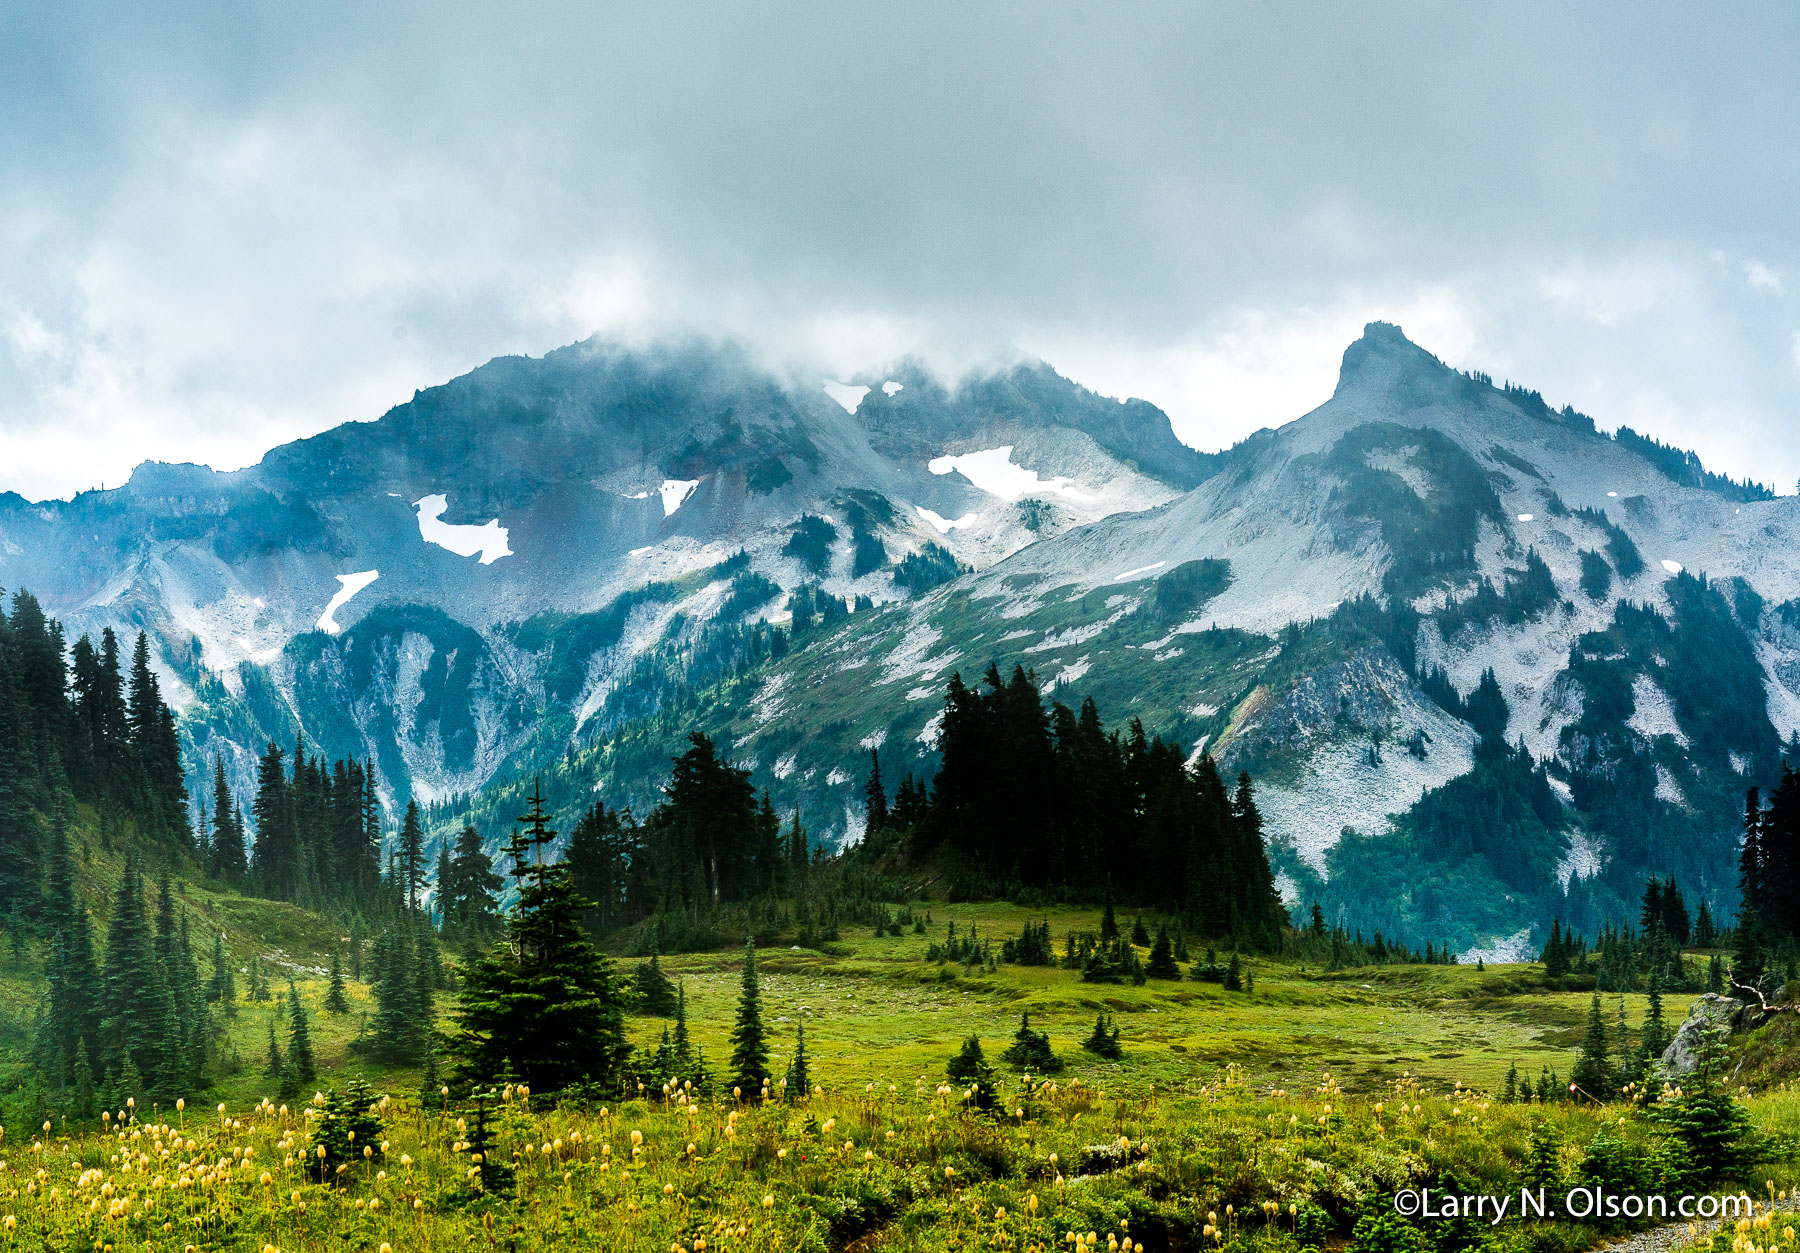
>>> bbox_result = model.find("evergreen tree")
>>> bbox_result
[265,1016,284,1083]
[99,850,174,1098]
[1146,925,1181,978]
[1695,899,1718,948]
[1081,1013,1122,1060]
[728,939,770,1100]
[324,946,350,1014]
[208,932,238,1014]
[1570,993,1611,1100]
[1641,966,1669,1071]
[1664,1023,1753,1180]
[450,779,631,1092]
[784,1018,811,1102]
[634,955,678,1016]
[946,1034,997,1110]
[208,757,248,880]
[999,1012,1064,1073]
[863,749,888,833]
[283,983,316,1097]
[1733,912,1768,997]
[398,800,425,912]
[441,824,502,936]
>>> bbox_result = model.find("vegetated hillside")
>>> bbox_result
[444,324,1800,957]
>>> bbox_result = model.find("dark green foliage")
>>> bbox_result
[893,543,966,594]
[1569,993,1611,1100]
[1325,423,1504,596]
[1661,1023,1754,1179]
[450,780,631,1093]
[246,735,384,910]
[461,1088,516,1195]
[719,571,782,620]
[1145,925,1181,978]
[1345,1206,1427,1253]
[782,514,838,576]
[1143,559,1232,626]
[311,1079,384,1179]
[922,667,1284,947]
[1001,920,1054,966]
[1081,1013,1122,1060]
[1436,549,1560,634]
[946,1034,997,1111]
[999,1012,1063,1073]
[325,947,350,1014]
[635,734,782,917]
[729,939,771,1100]
[283,983,318,1098]
[1578,549,1612,601]
[1400,741,1564,891]
[633,955,678,1016]
[1612,425,1774,502]
[783,1018,811,1102]
[440,823,503,937]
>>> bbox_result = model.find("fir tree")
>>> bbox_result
[283,983,317,1096]
[863,749,888,833]
[946,1034,997,1110]
[784,1018,811,1102]
[1099,887,1118,942]
[1081,1013,1122,1060]
[1570,993,1611,1100]
[1664,1023,1753,1180]
[265,1017,284,1082]
[449,779,631,1092]
[398,800,425,912]
[728,939,770,1100]
[324,946,350,1015]
[633,954,678,1016]
[999,1012,1064,1073]
[1146,925,1181,978]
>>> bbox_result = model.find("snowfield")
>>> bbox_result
[414,494,512,564]
[316,570,379,635]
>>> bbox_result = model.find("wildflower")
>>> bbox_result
[763,1195,774,1209]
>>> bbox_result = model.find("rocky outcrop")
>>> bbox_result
[1658,993,1775,1078]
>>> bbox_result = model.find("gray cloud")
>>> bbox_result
[2,2,1798,498]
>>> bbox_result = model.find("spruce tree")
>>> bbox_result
[284,983,317,1096]
[265,1017,285,1082]
[728,939,770,1100]
[1081,1013,1122,1059]
[1570,993,1611,1100]
[449,779,631,1092]
[634,955,679,1017]
[784,1019,811,1102]
[324,946,350,1014]
[1100,887,1119,942]
[1664,1023,1753,1180]
[863,749,888,834]
[1146,925,1180,978]
[398,800,425,912]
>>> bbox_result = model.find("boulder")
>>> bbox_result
[1658,993,1769,1078]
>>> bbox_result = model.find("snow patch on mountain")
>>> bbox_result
[316,570,379,635]
[660,479,701,516]
[823,381,870,413]
[414,494,512,564]
[929,446,1090,502]
[915,506,979,534]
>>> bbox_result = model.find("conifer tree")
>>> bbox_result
[1695,899,1717,948]
[450,779,631,1092]
[209,932,238,1015]
[1081,1013,1122,1060]
[946,1035,997,1110]
[265,1016,284,1083]
[1641,966,1668,1070]
[398,800,425,912]
[1570,993,1611,1100]
[100,850,173,1097]
[634,955,678,1017]
[1664,1023,1753,1180]
[1146,925,1181,978]
[863,750,888,833]
[325,946,350,1014]
[1100,888,1118,942]
[284,983,316,1097]
[728,939,770,1100]
[784,1019,810,1102]
[208,758,248,880]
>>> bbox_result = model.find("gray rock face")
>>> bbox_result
[1658,993,1765,1078]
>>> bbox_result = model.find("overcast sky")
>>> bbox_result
[2,3,1797,500]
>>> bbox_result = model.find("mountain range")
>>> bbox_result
[4,322,1794,957]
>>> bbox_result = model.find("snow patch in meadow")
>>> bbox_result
[773,754,797,780]
[826,766,851,786]
[882,381,903,396]
[1189,701,1219,718]
[414,494,512,564]
[1517,513,1535,522]
[823,381,870,413]
[1057,656,1091,685]
[859,728,888,750]
[1628,675,1690,747]
[316,570,379,635]
[928,446,1090,502]
[1731,750,1752,775]
[916,506,978,533]
[905,686,936,701]
[660,479,701,516]
[1660,559,1684,575]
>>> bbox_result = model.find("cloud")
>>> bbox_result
[0,5,1798,497]
[1745,261,1785,296]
